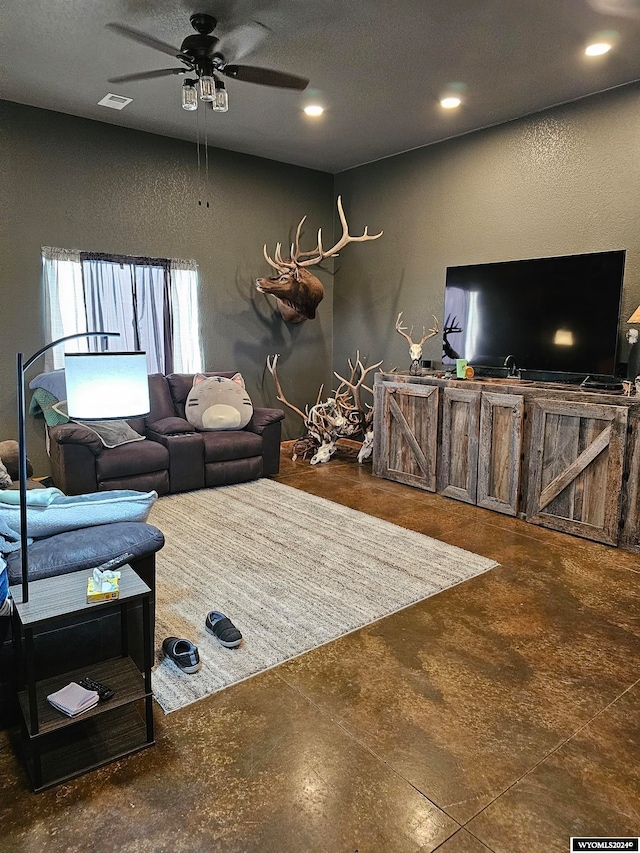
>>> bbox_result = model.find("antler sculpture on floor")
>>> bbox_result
[257,196,383,324]
[395,312,439,375]
[266,352,383,464]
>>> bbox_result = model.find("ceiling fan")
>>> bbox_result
[107,13,309,111]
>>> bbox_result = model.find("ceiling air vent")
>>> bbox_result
[98,93,133,110]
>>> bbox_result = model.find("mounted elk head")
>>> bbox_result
[257,196,383,323]
[395,312,439,374]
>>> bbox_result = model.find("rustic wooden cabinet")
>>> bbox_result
[373,379,439,491]
[438,387,481,504]
[437,387,524,514]
[438,388,524,515]
[477,391,524,516]
[373,372,640,551]
[525,398,628,545]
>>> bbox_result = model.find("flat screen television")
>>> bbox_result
[442,250,626,379]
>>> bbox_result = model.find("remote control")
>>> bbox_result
[77,676,115,701]
[92,552,135,573]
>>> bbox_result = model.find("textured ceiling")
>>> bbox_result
[2,0,640,173]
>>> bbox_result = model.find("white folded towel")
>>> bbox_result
[47,682,99,717]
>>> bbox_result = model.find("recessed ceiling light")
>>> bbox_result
[585,42,612,56]
[440,97,461,109]
[303,105,324,117]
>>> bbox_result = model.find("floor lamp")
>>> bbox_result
[16,333,150,604]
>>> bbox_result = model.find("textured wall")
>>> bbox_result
[3,83,640,477]
[334,82,640,379]
[0,101,334,473]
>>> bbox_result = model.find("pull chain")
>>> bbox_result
[196,103,203,207]
[203,102,210,209]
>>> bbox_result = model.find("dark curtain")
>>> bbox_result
[79,253,174,374]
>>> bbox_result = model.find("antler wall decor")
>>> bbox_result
[266,352,382,464]
[442,313,463,360]
[395,312,439,375]
[257,196,383,323]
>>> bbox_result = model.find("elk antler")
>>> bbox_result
[295,196,383,268]
[334,357,383,413]
[266,195,383,271]
[263,243,295,273]
[266,354,307,422]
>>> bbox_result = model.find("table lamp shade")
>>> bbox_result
[64,352,150,420]
[628,306,640,324]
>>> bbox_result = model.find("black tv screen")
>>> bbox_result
[442,250,626,377]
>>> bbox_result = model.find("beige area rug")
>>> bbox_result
[148,479,499,713]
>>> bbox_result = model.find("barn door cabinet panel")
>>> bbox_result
[373,380,439,491]
[525,398,628,545]
[619,412,640,553]
[438,387,481,504]
[477,392,524,516]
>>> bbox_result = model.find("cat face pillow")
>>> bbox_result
[185,373,253,431]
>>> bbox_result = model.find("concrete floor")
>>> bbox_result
[1,443,639,852]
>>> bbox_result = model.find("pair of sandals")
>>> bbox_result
[162,611,242,674]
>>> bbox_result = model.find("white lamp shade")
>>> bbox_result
[64,352,150,420]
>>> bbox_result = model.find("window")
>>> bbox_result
[42,247,202,374]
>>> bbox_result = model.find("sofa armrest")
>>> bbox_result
[48,424,101,495]
[245,408,284,476]
[245,407,285,436]
[49,423,103,455]
[146,429,204,492]
[146,417,194,436]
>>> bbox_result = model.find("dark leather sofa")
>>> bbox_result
[48,372,285,496]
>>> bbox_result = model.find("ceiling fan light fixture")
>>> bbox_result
[440,96,461,109]
[199,75,215,101]
[181,81,198,111]
[212,78,229,112]
[303,104,324,117]
[107,14,311,119]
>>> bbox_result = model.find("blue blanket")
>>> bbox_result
[0,517,28,605]
[0,489,156,539]
[0,516,30,553]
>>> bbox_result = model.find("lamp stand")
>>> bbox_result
[16,332,120,604]
[17,352,29,606]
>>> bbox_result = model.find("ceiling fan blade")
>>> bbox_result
[108,68,187,84]
[222,65,309,90]
[215,22,270,63]
[106,23,181,58]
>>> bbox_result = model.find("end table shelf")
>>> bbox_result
[17,657,148,736]
[10,565,155,792]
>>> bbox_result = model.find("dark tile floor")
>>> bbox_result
[1,443,639,852]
